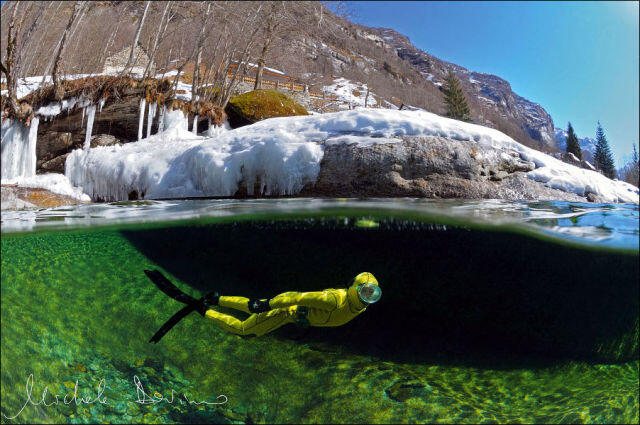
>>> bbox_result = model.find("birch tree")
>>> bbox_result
[143,1,174,79]
[120,0,150,76]
[51,1,87,99]
[253,2,295,90]
[190,2,212,103]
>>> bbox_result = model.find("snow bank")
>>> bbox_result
[65,109,639,203]
[2,173,90,202]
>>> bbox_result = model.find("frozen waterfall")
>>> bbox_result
[1,117,40,179]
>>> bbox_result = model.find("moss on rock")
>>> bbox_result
[226,89,308,128]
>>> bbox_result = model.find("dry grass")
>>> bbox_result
[12,75,225,125]
[175,61,209,85]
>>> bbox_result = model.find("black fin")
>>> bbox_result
[143,270,196,305]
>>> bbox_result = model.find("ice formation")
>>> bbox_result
[138,98,146,141]
[64,109,639,204]
[147,102,157,139]
[83,104,96,150]
[192,115,199,135]
[157,105,166,135]
[1,117,40,179]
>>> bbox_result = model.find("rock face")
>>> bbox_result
[371,28,556,150]
[302,136,587,202]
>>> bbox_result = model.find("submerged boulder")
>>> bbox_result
[225,89,308,128]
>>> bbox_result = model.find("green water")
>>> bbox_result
[1,208,638,424]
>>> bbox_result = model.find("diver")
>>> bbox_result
[201,272,381,336]
[144,270,381,341]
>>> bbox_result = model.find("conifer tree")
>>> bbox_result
[565,122,582,160]
[623,142,639,187]
[593,121,616,179]
[442,70,471,122]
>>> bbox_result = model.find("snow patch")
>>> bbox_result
[2,173,90,202]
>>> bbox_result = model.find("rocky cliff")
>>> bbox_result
[369,28,556,150]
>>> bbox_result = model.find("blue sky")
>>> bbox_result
[345,1,639,166]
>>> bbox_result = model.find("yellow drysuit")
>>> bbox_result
[205,273,378,336]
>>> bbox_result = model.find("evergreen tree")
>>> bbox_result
[565,122,582,160]
[593,121,616,179]
[442,70,471,122]
[623,142,639,187]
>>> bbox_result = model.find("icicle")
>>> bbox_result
[146,102,157,139]
[138,98,146,141]
[83,104,96,151]
[98,98,105,113]
[1,117,40,179]
[81,106,86,128]
[157,105,165,133]
[192,115,199,135]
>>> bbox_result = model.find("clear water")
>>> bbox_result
[1,198,638,424]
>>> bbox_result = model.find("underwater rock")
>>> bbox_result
[385,379,431,402]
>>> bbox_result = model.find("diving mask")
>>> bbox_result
[357,282,382,304]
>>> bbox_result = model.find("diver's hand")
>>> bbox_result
[198,292,220,316]
[248,298,271,314]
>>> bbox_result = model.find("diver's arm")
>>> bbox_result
[268,291,340,310]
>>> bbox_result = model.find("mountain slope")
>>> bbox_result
[2,2,559,154]
[368,28,555,150]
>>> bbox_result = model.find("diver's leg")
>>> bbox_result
[218,296,252,314]
[205,308,292,336]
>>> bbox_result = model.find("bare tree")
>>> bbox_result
[120,0,150,76]
[143,1,174,79]
[0,1,26,120]
[253,2,296,90]
[97,6,126,75]
[190,2,213,103]
[22,1,60,78]
[50,1,87,99]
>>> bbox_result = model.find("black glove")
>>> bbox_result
[198,292,220,316]
[247,298,271,314]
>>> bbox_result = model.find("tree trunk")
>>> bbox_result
[119,0,150,76]
[1,1,26,121]
[253,34,275,91]
[143,1,172,79]
[97,10,123,74]
[51,1,86,100]
[22,1,59,78]
[191,2,212,103]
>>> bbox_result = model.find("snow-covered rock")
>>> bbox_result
[65,109,639,204]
